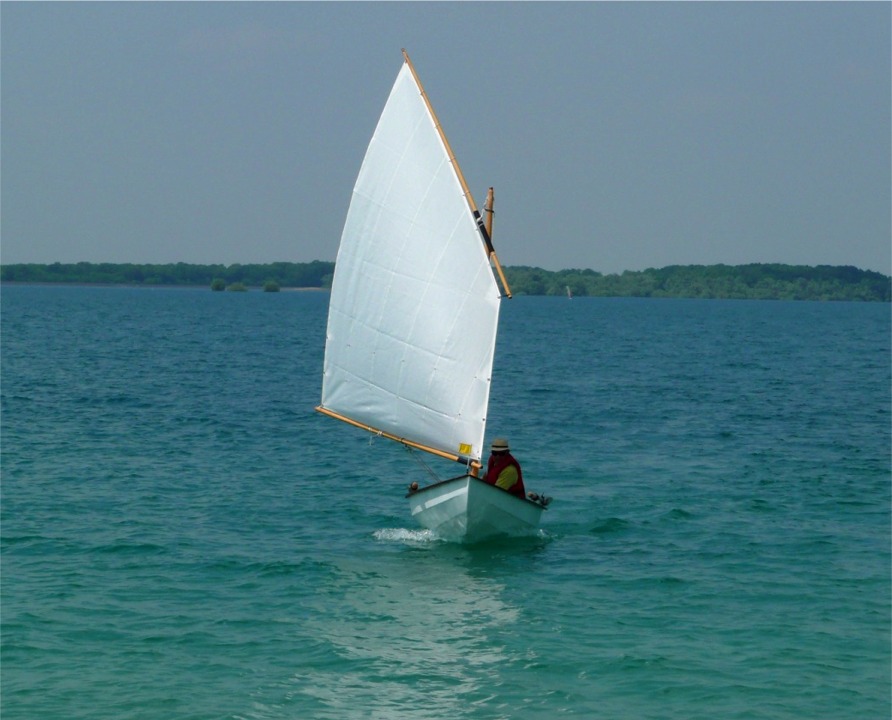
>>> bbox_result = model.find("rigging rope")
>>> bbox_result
[403,445,442,484]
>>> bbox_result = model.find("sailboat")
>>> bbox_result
[316,50,549,542]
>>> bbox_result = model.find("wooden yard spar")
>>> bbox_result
[401,50,512,299]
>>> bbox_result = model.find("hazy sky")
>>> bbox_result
[2,2,890,274]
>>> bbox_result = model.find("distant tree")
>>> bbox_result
[263,280,280,292]
[226,282,248,292]
[210,278,226,291]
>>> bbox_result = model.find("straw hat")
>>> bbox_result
[490,438,510,452]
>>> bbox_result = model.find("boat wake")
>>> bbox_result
[372,527,440,544]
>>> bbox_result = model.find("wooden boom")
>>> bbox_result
[316,405,482,471]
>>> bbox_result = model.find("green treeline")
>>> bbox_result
[1,261,889,301]
[508,264,891,302]
[0,261,334,290]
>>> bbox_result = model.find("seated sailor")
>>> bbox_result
[483,438,526,498]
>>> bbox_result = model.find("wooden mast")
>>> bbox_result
[465,187,498,479]
[484,187,494,239]
[401,49,513,299]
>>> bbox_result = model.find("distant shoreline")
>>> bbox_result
[0,281,328,291]
[2,262,889,301]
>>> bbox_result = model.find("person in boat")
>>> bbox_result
[483,438,526,498]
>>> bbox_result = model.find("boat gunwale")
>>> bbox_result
[406,473,547,509]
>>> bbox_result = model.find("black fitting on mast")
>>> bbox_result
[473,210,496,256]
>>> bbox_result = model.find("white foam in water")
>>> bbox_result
[372,528,439,543]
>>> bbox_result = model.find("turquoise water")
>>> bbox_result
[2,285,889,719]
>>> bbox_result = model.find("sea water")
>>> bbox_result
[2,285,889,719]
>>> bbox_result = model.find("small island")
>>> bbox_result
[1,261,888,302]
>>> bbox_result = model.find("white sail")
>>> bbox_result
[319,60,502,464]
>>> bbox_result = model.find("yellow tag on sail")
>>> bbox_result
[458,443,472,455]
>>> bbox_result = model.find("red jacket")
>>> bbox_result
[485,453,526,498]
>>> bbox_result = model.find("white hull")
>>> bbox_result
[407,475,544,543]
